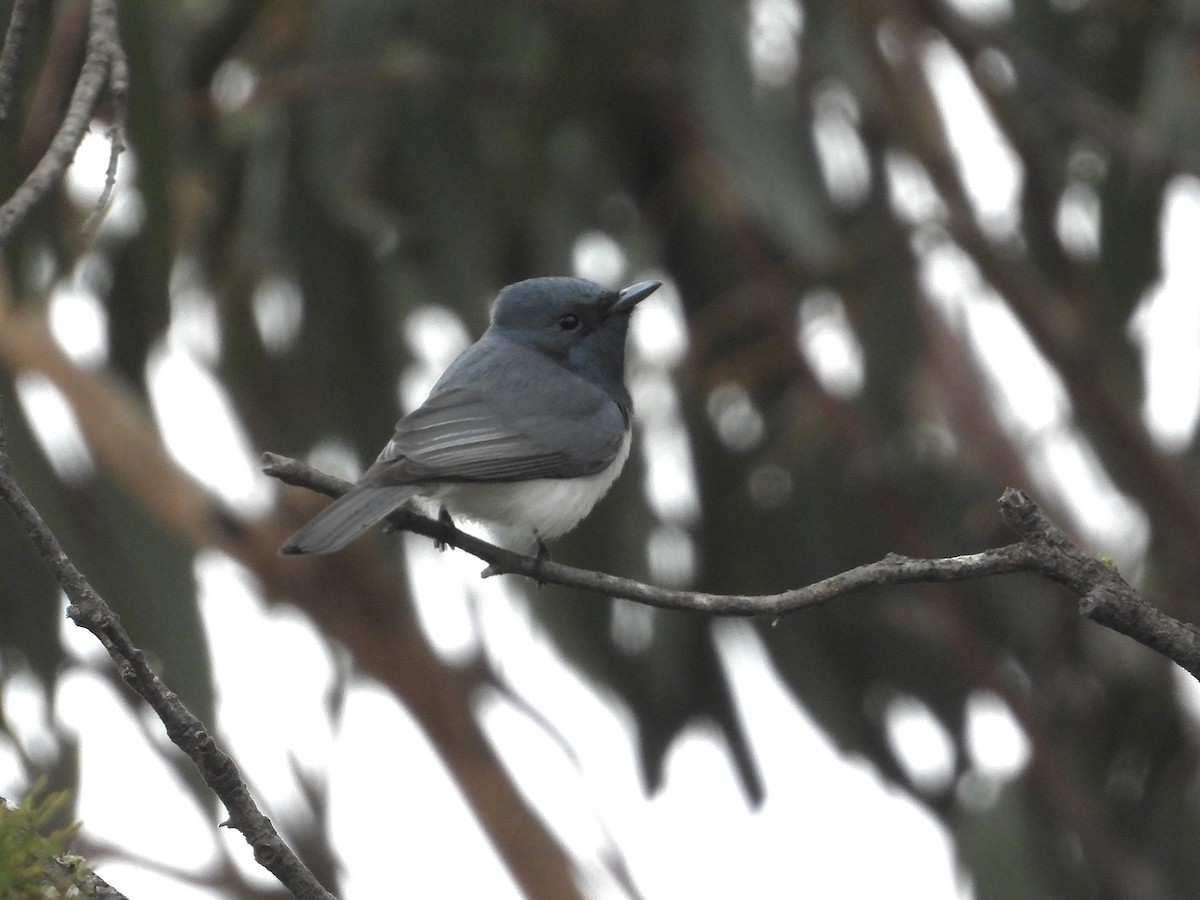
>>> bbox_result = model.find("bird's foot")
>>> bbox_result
[435,506,457,552]
[533,535,550,587]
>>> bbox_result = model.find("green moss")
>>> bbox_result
[0,779,84,899]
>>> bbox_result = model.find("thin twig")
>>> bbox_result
[264,452,1200,679]
[80,0,126,237]
[0,407,337,900]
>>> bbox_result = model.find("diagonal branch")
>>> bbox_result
[0,408,337,900]
[264,453,1200,679]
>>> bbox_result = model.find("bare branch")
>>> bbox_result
[0,409,337,900]
[264,453,1200,679]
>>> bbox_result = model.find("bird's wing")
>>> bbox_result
[366,356,627,485]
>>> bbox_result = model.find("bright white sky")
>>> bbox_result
[4,3,1200,898]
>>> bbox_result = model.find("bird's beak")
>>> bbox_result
[610,279,663,315]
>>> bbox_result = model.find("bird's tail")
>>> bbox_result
[280,484,416,555]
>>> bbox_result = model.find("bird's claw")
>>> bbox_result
[435,506,457,552]
[533,536,550,587]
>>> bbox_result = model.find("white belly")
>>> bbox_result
[416,430,632,549]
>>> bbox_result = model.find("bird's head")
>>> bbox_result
[489,276,661,400]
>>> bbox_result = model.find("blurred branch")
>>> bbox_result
[265,454,1200,678]
[920,0,1200,177]
[0,410,336,900]
[0,0,40,123]
[0,0,127,243]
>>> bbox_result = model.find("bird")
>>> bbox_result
[280,276,662,556]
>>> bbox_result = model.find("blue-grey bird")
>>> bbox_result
[280,276,662,555]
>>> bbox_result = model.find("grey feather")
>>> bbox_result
[367,341,627,484]
[280,484,417,555]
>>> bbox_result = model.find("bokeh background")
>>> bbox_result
[3,0,1200,897]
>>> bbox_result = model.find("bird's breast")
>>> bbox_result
[416,430,632,549]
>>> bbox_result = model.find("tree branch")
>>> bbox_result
[0,408,337,900]
[263,453,1200,679]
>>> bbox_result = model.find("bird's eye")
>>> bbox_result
[558,313,581,331]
